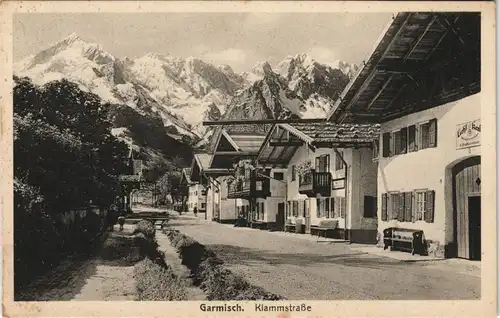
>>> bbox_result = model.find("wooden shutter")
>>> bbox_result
[316,198,321,217]
[325,198,330,218]
[303,200,307,217]
[330,198,335,218]
[404,192,413,222]
[382,133,391,157]
[425,190,435,223]
[381,193,388,221]
[315,157,320,170]
[293,201,299,217]
[291,165,296,181]
[408,125,416,152]
[429,118,437,148]
[421,122,430,149]
[398,193,405,221]
[298,200,304,218]
[394,131,401,155]
[400,127,408,154]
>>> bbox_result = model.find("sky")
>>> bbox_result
[14,12,393,73]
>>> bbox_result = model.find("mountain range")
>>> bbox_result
[14,33,358,170]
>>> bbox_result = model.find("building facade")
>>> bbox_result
[257,123,379,242]
[326,12,481,259]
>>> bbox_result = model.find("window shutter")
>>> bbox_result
[394,131,401,155]
[298,200,303,218]
[316,198,321,217]
[382,133,391,157]
[404,192,412,222]
[421,122,430,149]
[400,127,408,154]
[398,193,405,221]
[325,198,330,217]
[291,165,296,181]
[408,125,416,152]
[381,193,388,221]
[293,201,298,217]
[303,200,307,217]
[429,118,437,148]
[315,157,320,170]
[382,193,387,221]
[425,190,435,223]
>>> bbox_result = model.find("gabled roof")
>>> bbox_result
[327,12,480,124]
[181,168,192,185]
[190,153,212,182]
[209,128,267,169]
[257,123,380,166]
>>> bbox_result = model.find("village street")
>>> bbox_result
[168,213,481,300]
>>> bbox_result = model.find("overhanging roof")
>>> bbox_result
[190,153,212,182]
[209,128,267,169]
[327,12,481,124]
[257,123,380,165]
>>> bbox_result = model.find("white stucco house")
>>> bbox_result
[257,123,380,243]
[327,12,481,259]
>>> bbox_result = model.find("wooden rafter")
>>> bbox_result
[202,118,326,126]
[437,16,465,46]
[403,15,438,61]
[269,141,304,147]
[213,151,255,156]
[386,83,408,110]
[366,75,394,110]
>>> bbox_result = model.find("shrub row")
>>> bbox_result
[134,258,188,301]
[132,222,187,300]
[164,229,284,300]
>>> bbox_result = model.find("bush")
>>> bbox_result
[133,220,156,239]
[134,258,188,301]
[164,229,284,300]
[99,234,142,265]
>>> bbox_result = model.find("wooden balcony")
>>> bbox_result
[298,170,332,197]
[227,176,271,199]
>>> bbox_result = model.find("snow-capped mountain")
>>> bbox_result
[14,34,357,155]
[14,33,246,142]
[225,53,353,121]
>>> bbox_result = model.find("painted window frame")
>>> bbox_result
[413,189,427,222]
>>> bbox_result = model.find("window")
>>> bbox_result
[414,190,426,221]
[363,196,377,218]
[380,190,434,223]
[274,172,284,181]
[382,118,437,158]
[201,203,206,209]
[291,165,296,181]
[292,201,299,217]
[335,151,343,171]
[315,155,330,172]
[316,198,322,217]
[303,200,307,217]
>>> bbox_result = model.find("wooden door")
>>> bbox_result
[453,156,481,260]
[276,203,285,231]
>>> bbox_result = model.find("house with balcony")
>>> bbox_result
[187,153,213,214]
[326,12,481,260]
[257,122,380,242]
[207,126,279,225]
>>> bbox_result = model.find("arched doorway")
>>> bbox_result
[452,156,481,260]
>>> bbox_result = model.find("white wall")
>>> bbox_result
[285,144,377,231]
[216,176,238,221]
[187,184,206,212]
[377,93,481,245]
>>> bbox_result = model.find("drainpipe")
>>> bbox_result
[333,147,350,243]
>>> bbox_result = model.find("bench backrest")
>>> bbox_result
[318,220,338,228]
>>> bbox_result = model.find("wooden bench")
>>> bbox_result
[146,216,170,229]
[383,227,424,255]
[284,220,295,233]
[250,220,267,230]
[310,220,338,242]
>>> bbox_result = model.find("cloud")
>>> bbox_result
[306,47,339,66]
[203,48,247,66]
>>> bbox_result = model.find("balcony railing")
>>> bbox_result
[298,169,332,197]
[227,176,270,199]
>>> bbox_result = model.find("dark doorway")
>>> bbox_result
[468,196,481,260]
[276,203,285,231]
[452,156,481,260]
